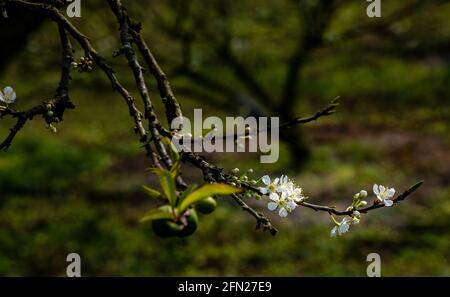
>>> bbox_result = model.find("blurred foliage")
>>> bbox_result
[0,0,449,275]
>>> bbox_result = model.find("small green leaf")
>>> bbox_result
[150,168,177,207]
[170,158,182,180]
[140,207,174,223]
[142,185,163,200]
[161,136,180,162]
[178,183,242,213]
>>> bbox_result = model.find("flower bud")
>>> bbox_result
[357,201,367,208]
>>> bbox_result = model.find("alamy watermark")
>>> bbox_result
[169,109,280,163]
[366,0,381,18]
[66,253,81,277]
[366,253,381,277]
[66,0,81,18]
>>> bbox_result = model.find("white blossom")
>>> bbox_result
[277,175,294,195]
[287,187,305,203]
[267,192,297,217]
[259,175,280,201]
[339,217,351,234]
[260,174,305,218]
[330,217,352,237]
[0,86,16,104]
[373,184,395,207]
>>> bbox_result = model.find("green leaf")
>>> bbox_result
[161,136,180,162]
[180,184,197,201]
[150,168,177,207]
[140,207,174,223]
[177,183,242,213]
[170,158,182,180]
[142,185,163,200]
[159,136,182,179]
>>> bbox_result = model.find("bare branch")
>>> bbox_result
[232,194,278,235]
[6,0,155,159]
[278,97,339,129]
[0,21,75,151]
[129,27,183,127]
[107,0,172,168]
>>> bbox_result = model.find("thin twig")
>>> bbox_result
[278,97,339,129]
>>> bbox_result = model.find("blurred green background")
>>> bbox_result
[0,0,449,276]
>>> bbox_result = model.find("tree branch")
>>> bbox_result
[0,21,75,150]
[1,0,424,237]
[278,97,339,129]
[182,152,278,235]
[129,27,183,127]
[5,0,155,159]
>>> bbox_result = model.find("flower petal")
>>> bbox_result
[9,91,16,102]
[261,175,270,185]
[373,184,379,195]
[279,208,288,217]
[384,199,393,207]
[287,201,297,211]
[269,192,279,201]
[387,188,395,197]
[267,202,277,211]
[339,222,350,234]
[259,187,268,194]
[330,226,338,237]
